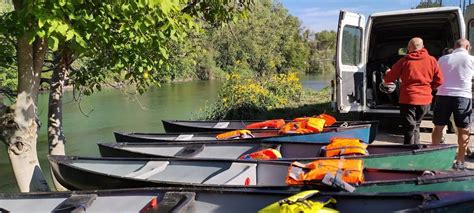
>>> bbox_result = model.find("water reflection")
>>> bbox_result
[299,73,333,91]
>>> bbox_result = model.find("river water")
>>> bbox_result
[0,73,333,192]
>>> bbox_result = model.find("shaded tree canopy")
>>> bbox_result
[415,0,442,8]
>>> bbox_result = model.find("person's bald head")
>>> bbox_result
[407,37,424,52]
[454,38,471,50]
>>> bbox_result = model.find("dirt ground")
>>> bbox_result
[373,120,474,169]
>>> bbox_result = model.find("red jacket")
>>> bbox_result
[384,48,443,105]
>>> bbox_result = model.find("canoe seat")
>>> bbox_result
[175,145,205,157]
[213,122,230,128]
[158,192,196,212]
[125,161,169,179]
[175,134,194,141]
[52,194,97,213]
[202,163,257,185]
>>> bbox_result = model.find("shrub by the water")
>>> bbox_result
[202,72,302,119]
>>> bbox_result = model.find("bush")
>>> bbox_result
[201,72,302,119]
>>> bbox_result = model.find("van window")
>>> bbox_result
[341,26,362,66]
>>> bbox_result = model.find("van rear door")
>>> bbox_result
[465,5,474,54]
[335,11,366,113]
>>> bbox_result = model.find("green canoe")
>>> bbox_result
[98,142,457,170]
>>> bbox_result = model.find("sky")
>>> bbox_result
[280,0,463,32]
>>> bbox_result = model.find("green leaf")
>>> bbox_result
[37,30,46,37]
[138,0,147,8]
[49,36,59,51]
[47,19,60,34]
[38,17,46,28]
[159,47,169,59]
[65,30,75,41]
[56,23,69,35]
[121,4,130,11]
[26,32,36,45]
[158,0,171,14]
[75,34,87,47]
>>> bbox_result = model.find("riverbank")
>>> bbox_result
[231,86,357,120]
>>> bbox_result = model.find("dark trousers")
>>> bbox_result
[400,104,430,144]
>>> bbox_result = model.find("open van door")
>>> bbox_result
[466,4,474,55]
[335,11,366,113]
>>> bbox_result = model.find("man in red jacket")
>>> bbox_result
[383,37,444,144]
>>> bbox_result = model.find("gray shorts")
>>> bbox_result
[433,95,472,128]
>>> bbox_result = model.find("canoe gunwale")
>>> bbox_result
[417,171,474,185]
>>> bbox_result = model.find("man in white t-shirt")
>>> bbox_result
[432,38,474,170]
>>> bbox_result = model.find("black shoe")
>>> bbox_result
[452,161,466,171]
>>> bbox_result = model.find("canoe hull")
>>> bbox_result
[98,142,457,171]
[163,120,379,143]
[3,188,474,212]
[114,124,372,144]
[362,145,455,170]
[0,189,158,212]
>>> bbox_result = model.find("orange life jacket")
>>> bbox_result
[239,148,282,160]
[245,119,286,129]
[325,138,368,157]
[286,159,364,185]
[216,129,253,140]
[315,113,337,127]
[279,117,325,135]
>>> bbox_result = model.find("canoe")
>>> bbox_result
[3,188,474,213]
[0,188,159,212]
[49,155,474,193]
[114,124,373,144]
[163,120,379,143]
[97,142,457,170]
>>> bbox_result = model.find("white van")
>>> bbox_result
[333,6,474,118]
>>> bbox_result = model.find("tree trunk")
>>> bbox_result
[0,0,50,192]
[0,38,49,192]
[48,48,70,191]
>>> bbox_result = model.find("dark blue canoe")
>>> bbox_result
[114,123,373,144]
[162,120,379,143]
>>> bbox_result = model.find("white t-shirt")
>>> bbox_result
[437,48,474,99]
